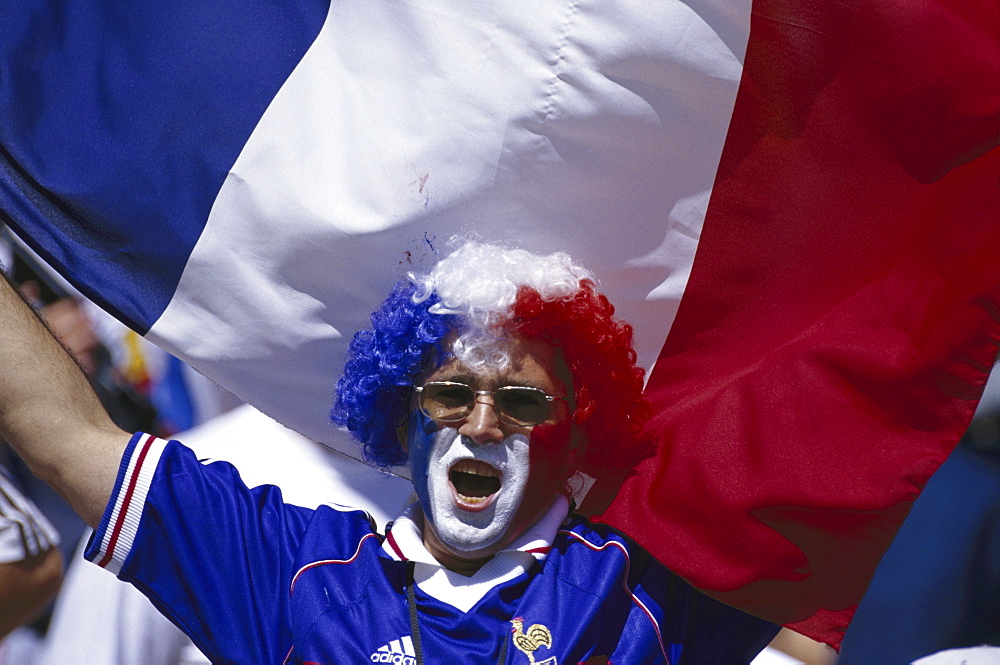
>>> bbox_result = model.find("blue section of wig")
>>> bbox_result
[331,282,455,467]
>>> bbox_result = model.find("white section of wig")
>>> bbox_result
[411,240,594,370]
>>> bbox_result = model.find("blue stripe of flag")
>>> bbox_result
[0,1,329,332]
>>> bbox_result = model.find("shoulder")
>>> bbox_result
[556,514,631,544]
[553,515,654,569]
[553,516,780,663]
[297,502,382,558]
[544,514,667,599]
[287,506,387,611]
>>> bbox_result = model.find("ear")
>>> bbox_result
[396,417,409,453]
[554,424,588,490]
[567,424,588,465]
[17,280,41,305]
[396,385,418,454]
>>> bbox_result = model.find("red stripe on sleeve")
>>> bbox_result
[97,434,157,569]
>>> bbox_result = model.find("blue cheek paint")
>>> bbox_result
[406,410,441,514]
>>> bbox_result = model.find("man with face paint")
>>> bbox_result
[404,336,579,572]
[0,240,780,663]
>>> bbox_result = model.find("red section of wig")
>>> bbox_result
[511,281,652,498]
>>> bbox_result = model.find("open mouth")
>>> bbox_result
[449,459,502,511]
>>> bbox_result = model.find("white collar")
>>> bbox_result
[381,495,570,612]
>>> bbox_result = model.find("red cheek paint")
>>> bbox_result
[528,419,575,498]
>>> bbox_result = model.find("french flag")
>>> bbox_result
[1,0,997,648]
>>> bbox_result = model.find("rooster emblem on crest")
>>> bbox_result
[510,617,557,664]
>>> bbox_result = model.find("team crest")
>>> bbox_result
[510,617,557,665]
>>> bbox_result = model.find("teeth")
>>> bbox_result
[451,460,500,478]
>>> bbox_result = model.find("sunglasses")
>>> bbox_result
[414,381,567,427]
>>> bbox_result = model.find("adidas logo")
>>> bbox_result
[370,636,416,664]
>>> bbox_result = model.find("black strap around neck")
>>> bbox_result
[406,562,425,664]
[405,561,510,664]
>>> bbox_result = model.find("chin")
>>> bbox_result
[430,505,515,555]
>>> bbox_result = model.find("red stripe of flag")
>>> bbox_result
[601,0,999,649]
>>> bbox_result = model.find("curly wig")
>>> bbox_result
[330,241,651,480]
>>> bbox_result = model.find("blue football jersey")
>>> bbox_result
[87,433,778,664]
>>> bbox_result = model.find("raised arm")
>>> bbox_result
[0,274,130,526]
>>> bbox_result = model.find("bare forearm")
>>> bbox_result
[0,547,63,640]
[0,275,128,526]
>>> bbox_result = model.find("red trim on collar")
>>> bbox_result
[386,529,408,561]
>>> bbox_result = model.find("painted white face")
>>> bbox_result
[419,425,530,553]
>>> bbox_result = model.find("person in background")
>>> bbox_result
[838,366,1000,665]
[0,448,61,643]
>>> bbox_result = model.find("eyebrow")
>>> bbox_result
[429,373,553,393]
[433,373,478,385]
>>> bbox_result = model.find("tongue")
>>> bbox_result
[450,471,501,498]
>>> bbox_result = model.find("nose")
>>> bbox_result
[457,395,505,445]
